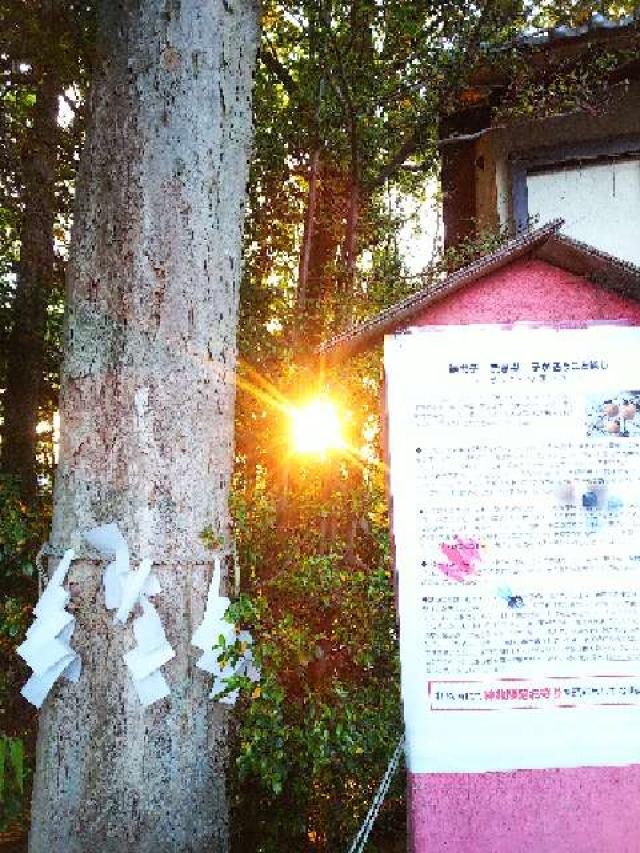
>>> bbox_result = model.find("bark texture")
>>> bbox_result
[29,1,259,851]
[2,72,58,499]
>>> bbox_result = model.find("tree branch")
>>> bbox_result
[317,3,356,123]
[258,45,296,95]
[438,126,494,147]
[368,123,430,190]
[59,91,78,117]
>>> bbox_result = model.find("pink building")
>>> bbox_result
[321,220,640,852]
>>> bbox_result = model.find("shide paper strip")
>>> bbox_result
[124,598,175,704]
[34,547,73,614]
[19,635,74,675]
[84,521,173,707]
[84,523,160,613]
[20,523,174,709]
[132,669,171,706]
[237,631,261,684]
[192,559,235,651]
[18,549,81,709]
[192,559,260,704]
[83,522,130,610]
[21,652,76,709]
[115,558,154,625]
[18,610,75,671]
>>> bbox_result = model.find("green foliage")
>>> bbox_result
[530,2,637,27]
[0,735,31,833]
[0,1,93,495]
[0,477,44,638]
[229,445,403,850]
[198,524,225,551]
[232,10,559,837]
[0,479,42,837]
[495,41,639,124]
[0,476,49,590]
[228,332,408,850]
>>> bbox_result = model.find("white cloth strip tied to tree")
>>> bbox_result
[17,549,81,709]
[192,557,260,705]
[84,522,174,707]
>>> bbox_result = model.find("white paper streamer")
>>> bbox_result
[18,549,81,709]
[83,522,173,707]
[83,523,130,610]
[84,523,161,614]
[192,558,260,705]
[124,597,175,706]
[115,558,154,625]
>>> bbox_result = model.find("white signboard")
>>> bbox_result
[385,324,640,773]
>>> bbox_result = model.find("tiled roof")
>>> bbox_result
[517,11,639,48]
[458,12,640,104]
[318,220,640,361]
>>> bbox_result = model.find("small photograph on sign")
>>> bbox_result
[586,390,640,438]
[553,478,624,517]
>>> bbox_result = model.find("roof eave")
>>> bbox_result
[535,233,640,301]
[318,220,564,363]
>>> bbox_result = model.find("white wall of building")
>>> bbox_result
[527,158,640,266]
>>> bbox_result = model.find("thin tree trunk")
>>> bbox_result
[340,114,361,304]
[293,161,341,348]
[2,72,58,500]
[296,147,321,313]
[343,176,360,293]
[29,1,259,851]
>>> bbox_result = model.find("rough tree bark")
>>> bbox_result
[2,71,58,500]
[29,1,259,851]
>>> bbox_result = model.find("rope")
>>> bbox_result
[35,543,47,598]
[346,734,405,853]
[35,541,232,564]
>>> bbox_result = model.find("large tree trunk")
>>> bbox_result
[29,2,259,851]
[2,71,58,500]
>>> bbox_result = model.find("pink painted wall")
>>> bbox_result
[404,257,640,853]
[412,258,640,328]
